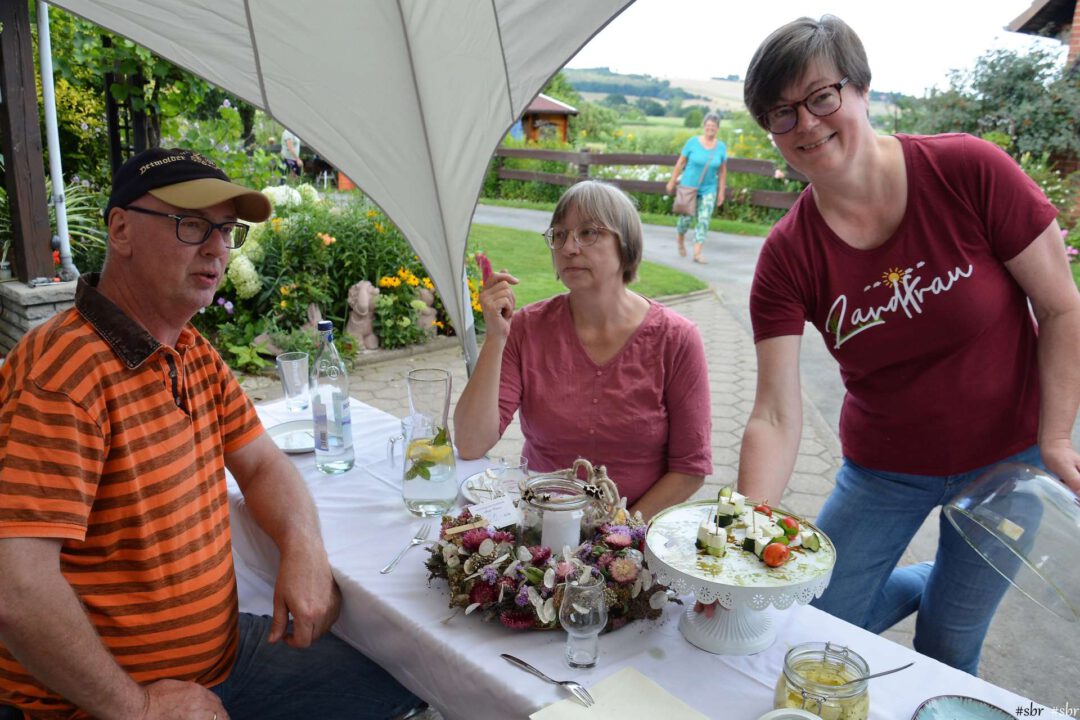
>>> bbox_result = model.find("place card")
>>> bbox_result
[468,495,520,529]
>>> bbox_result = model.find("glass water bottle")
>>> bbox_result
[310,320,355,474]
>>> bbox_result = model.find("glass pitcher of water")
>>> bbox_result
[400,368,457,516]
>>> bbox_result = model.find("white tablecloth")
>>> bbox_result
[228,399,1060,720]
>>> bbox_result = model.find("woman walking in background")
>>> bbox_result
[666,112,727,264]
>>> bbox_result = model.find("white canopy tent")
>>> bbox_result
[46,0,633,370]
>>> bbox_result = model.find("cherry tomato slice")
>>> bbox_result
[763,542,790,567]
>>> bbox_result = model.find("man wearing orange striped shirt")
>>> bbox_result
[0,149,419,720]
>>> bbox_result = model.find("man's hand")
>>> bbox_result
[141,679,227,720]
[665,179,676,194]
[479,271,518,342]
[268,544,342,648]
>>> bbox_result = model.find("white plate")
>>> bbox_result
[910,695,1013,720]
[268,419,315,454]
[459,469,522,505]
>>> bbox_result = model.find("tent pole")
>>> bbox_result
[37,1,78,280]
[458,266,480,376]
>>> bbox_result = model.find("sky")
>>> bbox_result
[566,0,1067,97]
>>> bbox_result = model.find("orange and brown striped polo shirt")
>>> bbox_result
[0,274,263,718]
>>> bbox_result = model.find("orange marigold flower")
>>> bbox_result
[318,232,336,246]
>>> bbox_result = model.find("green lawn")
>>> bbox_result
[478,198,773,238]
[467,224,707,306]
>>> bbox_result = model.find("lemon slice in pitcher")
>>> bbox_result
[406,439,452,464]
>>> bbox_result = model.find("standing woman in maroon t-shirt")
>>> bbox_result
[736,15,1080,675]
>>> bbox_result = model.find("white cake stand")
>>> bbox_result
[644,500,835,655]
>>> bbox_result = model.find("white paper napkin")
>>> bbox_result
[529,667,707,720]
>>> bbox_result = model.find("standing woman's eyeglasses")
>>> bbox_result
[759,77,850,135]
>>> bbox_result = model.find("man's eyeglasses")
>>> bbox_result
[124,206,249,249]
[759,77,850,135]
[543,225,611,250]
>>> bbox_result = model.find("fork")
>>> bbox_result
[500,653,595,707]
[379,522,432,574]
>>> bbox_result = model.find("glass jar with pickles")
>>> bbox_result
[773,642,869,720]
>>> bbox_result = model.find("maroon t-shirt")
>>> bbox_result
[751,133,1058,474]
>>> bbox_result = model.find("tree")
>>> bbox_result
[898,46,1080,160]
[541,72,582,108]
[636,97,665,117]
[32,5,275,188]
[683,108,704,128]
[569,103,619,143]
[602,93,628,108]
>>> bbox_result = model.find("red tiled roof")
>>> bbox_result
[1007,0,1074,36]
[525,93,578,115]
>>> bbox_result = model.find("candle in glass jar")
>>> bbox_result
[541,507,583,551]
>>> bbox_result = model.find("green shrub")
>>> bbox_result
[192,185,483,365]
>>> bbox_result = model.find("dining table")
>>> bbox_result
[228,398,1065,720]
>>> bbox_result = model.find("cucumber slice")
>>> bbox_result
[719,486,733,500]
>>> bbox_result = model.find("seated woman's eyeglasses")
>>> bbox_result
[124,206,250,249]
[543,225,610,250]
[760,77,850,135]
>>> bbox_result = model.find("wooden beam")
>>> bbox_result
[0,0,54,282]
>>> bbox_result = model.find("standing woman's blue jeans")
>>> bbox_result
[675,189,717,246]
[811,445,1044,675]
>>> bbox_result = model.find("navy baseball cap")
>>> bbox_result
[105,147,271,223]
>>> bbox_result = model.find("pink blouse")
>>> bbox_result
[498,295,712,505]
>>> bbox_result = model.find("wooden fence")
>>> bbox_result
[492,148,808,210]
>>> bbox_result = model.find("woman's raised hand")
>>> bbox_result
[480,270,519,341]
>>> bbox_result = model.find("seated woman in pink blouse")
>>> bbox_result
[454,181,712,520]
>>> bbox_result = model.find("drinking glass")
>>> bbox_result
[275,352,310,412]
[401,369,458,517]
[494,454,529,496]
[559,570,608,668]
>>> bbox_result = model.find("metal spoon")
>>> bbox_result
[835,661,914,687]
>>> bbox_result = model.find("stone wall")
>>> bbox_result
[0,280,76,355]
